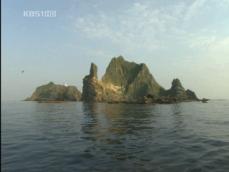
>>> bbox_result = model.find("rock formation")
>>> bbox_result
[82,56,165,102]
[82,56,199,103]
[26,55,200,104]
[26,82,81,101]
[102,56,164,99]
[165,79,198,101]
[82,62,124,102]
[82,63,104,102]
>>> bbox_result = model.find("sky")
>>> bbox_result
[2,0,229,100]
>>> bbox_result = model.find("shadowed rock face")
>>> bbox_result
[82,63,104,102]
[186,89,199,100]
[171,79,185,91]
[89,63,98,79]
[25,82,81,101]
[168,79,186,98]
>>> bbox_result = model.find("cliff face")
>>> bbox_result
[26,82,81,101]
[102,56,163,99]
[82,63,104,102]
[82,63,124,102]
[82,56,164,102]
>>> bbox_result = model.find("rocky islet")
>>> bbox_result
[26,56,202,104]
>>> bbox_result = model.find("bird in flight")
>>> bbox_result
[21,70,24,74]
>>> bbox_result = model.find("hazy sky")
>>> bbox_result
[2,0,229,100]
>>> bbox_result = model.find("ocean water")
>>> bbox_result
[2,100,229,172]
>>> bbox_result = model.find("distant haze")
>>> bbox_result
[2,0,229,100]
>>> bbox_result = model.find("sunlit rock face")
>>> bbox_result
[102,56,164,100]
[25,82,81,101]
[81,62,124,102]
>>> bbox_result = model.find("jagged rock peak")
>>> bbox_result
[114,55,124,61]
[89,63,98,79]
[99,56,163,99]
[82,62,103,102]
[107,56,125,67]
[164,78,199,101]
[171,78,185,90]
[102,56,156,86]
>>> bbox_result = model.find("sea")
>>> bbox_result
[2,100,229,172]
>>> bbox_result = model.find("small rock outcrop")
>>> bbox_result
[186,89,199,100]
[25,82,81,101]
[162,78,199,101]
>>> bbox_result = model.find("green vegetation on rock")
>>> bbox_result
[26,82,81,101]
[102,56,163,99]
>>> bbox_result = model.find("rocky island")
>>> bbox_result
[26,56,201,104]
[82,56,199,104]
[25,82,81,102]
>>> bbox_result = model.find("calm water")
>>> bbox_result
[2,100,229,172]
